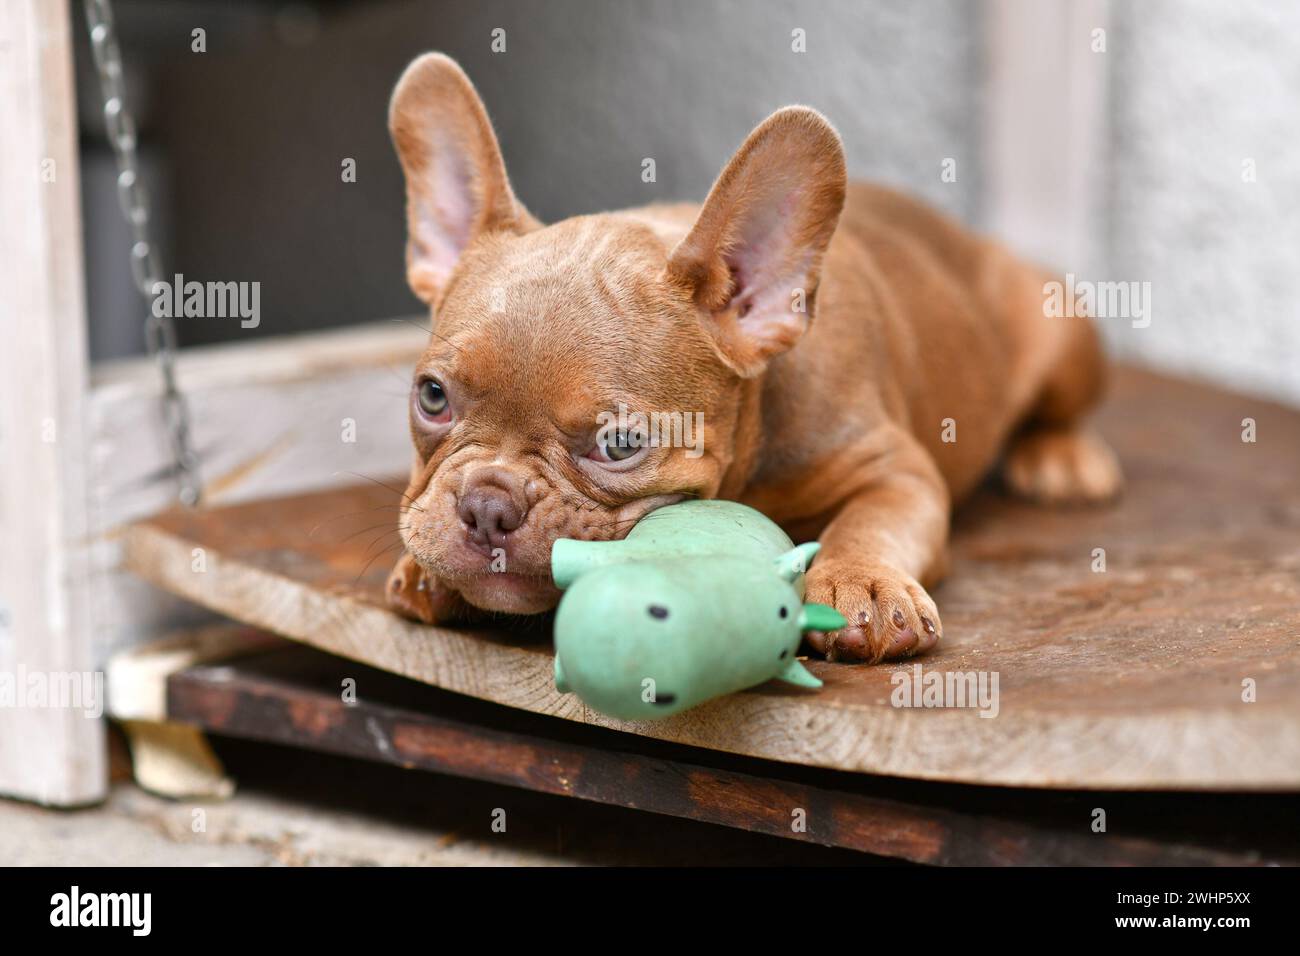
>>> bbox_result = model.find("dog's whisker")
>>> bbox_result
[390,317,463,355]
[382,361,414,387]
[354,541,406,587]
[308,504,423,538]
[360,526,404,557]
[336,470,425,508]
[331,520,407,547]
[391,317,431,334]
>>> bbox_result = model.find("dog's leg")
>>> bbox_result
[386,450,478,624]
[386,552,473,624]
[1002,312,1122,504]
[803,428,950,663]
[1003,426,1121,504]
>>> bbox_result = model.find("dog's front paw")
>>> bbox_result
[803,559,941,663]
[385,552,466,625]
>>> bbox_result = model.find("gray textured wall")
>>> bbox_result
[1105,0,1300,405]
[176,0,981,347]
[80,0,981,356]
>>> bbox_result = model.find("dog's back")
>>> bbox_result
[755,181,1109,505]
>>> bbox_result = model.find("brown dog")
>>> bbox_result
[384,53,1121,662]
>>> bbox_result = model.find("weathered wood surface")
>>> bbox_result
[167,645,1299,865]
[125,367,1300,789]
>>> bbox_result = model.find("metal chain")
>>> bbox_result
[84,0,201,507]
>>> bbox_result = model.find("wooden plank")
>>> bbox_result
[124,366,1300,789]
[0,0,106,805]
[166,644,1298,866]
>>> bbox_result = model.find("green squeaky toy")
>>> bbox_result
[550,500,846,720]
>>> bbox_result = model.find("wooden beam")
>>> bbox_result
[125,367,1300,790]
[164,643,1299,865]
[0,0,105,805]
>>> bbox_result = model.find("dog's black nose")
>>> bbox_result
[458,478,525,551]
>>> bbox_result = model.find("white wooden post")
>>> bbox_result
[983,0,1111,275]
[0,0,107,805]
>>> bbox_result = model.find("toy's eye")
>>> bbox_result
[588,429,644,464]
[648,605,669,620]
[779,606,789,619]
[416,379,450,421]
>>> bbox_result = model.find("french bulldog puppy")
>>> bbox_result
[385,53,1120,662]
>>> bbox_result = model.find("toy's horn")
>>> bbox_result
[798,602,846,632]
[776,659,822,689]
[773,542,820,582]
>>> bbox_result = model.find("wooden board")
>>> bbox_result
[123,367,1300,789]
[164,643,1300,866]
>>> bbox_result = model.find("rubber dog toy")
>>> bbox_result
[550,500,845,720]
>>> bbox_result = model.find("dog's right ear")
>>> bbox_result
[389,53,538,304]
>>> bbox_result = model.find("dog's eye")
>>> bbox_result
[589,429,642,464]
[416,379,450,421]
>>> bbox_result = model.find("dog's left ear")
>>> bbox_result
[667,107,847,377]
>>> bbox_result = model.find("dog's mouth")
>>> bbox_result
[447,566,563,615]
[650,693,677,707]
[402,488,697,616]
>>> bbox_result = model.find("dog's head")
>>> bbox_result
[389,53,845,614]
